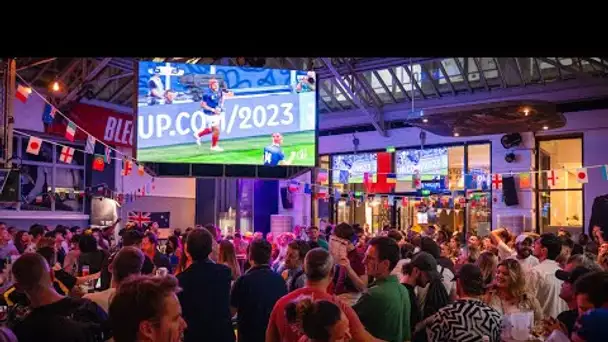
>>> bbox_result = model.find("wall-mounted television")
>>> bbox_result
[396,147,448,181]
[136,61,317,167]
[331,153,377,184]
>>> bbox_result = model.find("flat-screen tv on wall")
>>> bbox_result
[136,61,317,166]
[396,147,448,181]
[331,153,377,184]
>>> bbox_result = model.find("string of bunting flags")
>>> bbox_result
[289,163,608,208]
[15,129,155,204]
[13,73,154,204]
[14,73,144,167]
[13,74,608,208]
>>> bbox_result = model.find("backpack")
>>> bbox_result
[422,265,450,319]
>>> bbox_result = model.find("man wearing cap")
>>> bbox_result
[402,251,450,334]
[551,266,593,338]
[510,234,540,272]
[415,238,457,309]
[353,237,411,342]
[425,264,502,342]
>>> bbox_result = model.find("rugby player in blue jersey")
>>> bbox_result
[194,78,232,151]
[263,133,296,166]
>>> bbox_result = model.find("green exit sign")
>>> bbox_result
[386,146,396,153]
[421,189,431,196]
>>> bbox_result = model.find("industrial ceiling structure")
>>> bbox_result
[14,57,608,136]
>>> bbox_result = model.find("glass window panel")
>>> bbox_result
[448,146,465,190]
[54,168,85,212]
[0,168,19,210]
[370,69,393,92]
[438,58,465,85]
[538,138,582,189]
[539,190,583,231]
[20,164,53,211]
[467,144,491,172]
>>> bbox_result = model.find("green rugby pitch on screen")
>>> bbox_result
[136,131,316,166]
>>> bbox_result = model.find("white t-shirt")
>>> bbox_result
[83,288,116,313]
[529,259,568,319]
[509,254,540,273]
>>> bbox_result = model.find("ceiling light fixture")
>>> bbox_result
[543,126,549,130]
[454,132,460,137]
[422,118,428,123]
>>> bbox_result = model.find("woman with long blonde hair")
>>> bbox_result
[484,258,543,323]
[219,239,241,280]
[476,251,498,289]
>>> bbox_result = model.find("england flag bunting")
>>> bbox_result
[59,146,75,164]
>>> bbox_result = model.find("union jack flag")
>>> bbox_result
[128,211,151,227]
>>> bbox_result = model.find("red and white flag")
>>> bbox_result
[576,168,589,184]
[59,146,75,164]
[26,136,42,155]
[491,174,503,189]
[546,170,559,187]
[16,85,31,103]
[121,159,133,176]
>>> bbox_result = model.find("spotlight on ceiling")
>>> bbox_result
[51,81,60,92]
[453,132,460,137]
[543,125,549,130]
[422,118,428,123]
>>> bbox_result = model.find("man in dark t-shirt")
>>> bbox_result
[10,253,108,342]
[230,239,287,342]
[142,232,172,274]
[4,245,77,308]
[101,229,154,290]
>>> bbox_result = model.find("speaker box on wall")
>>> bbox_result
[501,133,523,149]
[502,176,519,206]
[280,187,294,209]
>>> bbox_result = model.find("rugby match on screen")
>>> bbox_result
[136,61,317,166]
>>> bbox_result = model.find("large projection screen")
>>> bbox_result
[136,61,317,167]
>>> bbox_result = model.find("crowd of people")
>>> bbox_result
[0,219,607,342]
